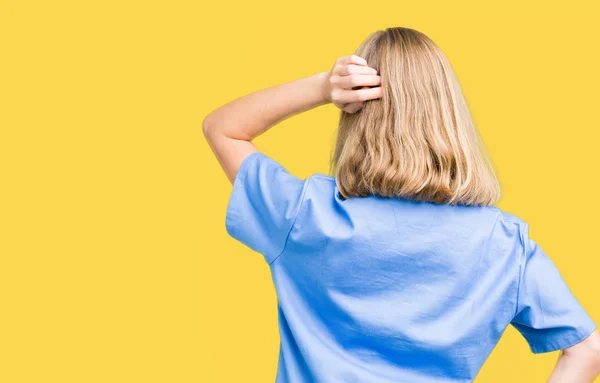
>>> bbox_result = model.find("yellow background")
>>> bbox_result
[1,0,598,382]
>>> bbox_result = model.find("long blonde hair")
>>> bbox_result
[330,27,501,206]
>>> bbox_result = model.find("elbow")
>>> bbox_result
[202,114,214,139]
[202,113,223,147]
[202,114,252,143]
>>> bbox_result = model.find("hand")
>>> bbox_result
[321,54,383,114]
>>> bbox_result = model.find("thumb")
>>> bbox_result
[343,102,363,114]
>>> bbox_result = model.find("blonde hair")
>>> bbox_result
[330,27,501,206]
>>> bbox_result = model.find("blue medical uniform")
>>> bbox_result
[225,151,596,383]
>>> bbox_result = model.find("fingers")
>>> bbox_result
[342,102,364,113]
[330,74,381,89]
[334,64,377,76]
[333,86,383,104]
[336,54,368,67]
[328,54,383,113]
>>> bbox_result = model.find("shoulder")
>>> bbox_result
[225,152,313,263]
[465,204,526,227]
[306,173,336,190]
[230,152,341,224]
[302,173,342,205]
[491,209,532,256]
[497,210,529,237]
[235,152,337,200]
[498,210,527,226]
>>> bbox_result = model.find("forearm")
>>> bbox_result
[203,71,329,142]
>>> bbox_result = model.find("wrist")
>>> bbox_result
[314,71,331,105]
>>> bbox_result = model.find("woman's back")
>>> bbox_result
[225,152,596,383]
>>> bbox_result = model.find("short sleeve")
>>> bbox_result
[225,152,309,264]
[510,222,597,353]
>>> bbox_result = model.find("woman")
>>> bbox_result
[203,27,599,382]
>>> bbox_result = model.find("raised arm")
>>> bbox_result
[547,329,600,382]
[202,71,328,184]
[202,55,382,184]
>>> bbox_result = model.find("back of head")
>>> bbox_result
[330,27,501,207]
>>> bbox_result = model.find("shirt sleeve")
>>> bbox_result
[225,151,309,264]
[510,222,597,354]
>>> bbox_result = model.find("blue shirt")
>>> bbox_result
[225,151,597,383]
